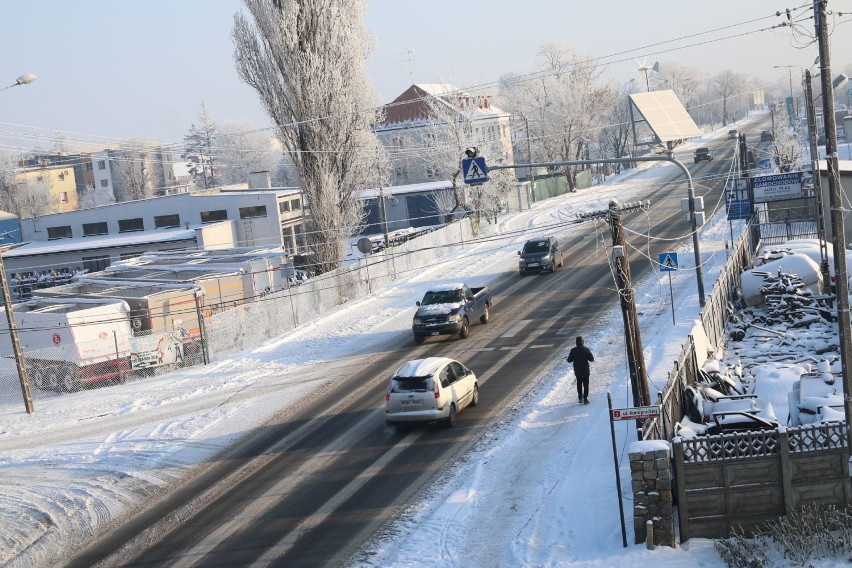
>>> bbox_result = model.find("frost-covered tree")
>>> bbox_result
[183,101,219,190]
[216,120,278,185]
[414,85,513,217]
[113,139,152,201]
[770,125,805,172]
[657,62,706,111]
[712,69,747,126]
[599,81,635,168]
[500,44,617,191]
[232,0,385,272]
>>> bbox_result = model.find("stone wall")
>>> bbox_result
[629,441,675,547]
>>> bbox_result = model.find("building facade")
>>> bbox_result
[15,164,80,215]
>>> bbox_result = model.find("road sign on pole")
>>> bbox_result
[611,405,662,421]
[658,252,678,272]
[461,156,488,185]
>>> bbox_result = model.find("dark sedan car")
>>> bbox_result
[518,236,563,275]
[693,147,713,163]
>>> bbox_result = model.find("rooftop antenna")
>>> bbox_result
[395,48,416,84]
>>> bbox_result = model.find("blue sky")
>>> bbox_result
[1,0,850,152]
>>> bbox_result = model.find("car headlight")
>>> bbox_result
[542,255,551,262]
[413,318,422,325]
[519,260,526,266]
[447,314,462,322]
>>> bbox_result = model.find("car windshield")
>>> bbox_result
[390,375,433,393]
[696,148,710,154]
[523,240,549,254]
[421,289,463,305]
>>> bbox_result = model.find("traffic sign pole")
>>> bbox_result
[668,271,675,324]
[608,391,628,548]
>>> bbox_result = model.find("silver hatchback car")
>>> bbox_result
[385,357,479,428]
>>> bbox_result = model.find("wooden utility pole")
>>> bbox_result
[814,0,852,466]
[804,69,831,287]
[607,203,651,409]
[579,199,651,421]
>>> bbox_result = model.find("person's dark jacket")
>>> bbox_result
[567,336,594,376]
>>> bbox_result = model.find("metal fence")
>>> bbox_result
[0,220,474,411]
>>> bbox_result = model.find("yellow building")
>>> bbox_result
[16,165,79,215]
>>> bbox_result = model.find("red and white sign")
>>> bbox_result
[611,405,661,421]
[52,333,61,345]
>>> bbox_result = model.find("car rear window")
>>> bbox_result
[390,376,433,392]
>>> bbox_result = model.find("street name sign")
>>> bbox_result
[462,156,488,185]
[611,405,661,421]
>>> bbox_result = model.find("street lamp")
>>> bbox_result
[774,65,800,122]
[0,73,36,94]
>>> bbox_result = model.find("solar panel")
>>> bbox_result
[629,90,700,144]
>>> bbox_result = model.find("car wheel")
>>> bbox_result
[480,305,490,324]
[459,318,470,339]
[519,270,526,276]
[445,404,457,428]
[470,384,479,407]
[413,334,426,345]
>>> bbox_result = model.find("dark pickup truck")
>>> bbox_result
[412,283,492,344]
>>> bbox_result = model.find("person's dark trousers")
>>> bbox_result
[576,374,589,402]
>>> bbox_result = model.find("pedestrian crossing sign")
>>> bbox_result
[659,252,678,272]
[461,156,489,185]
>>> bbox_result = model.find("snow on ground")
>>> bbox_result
[0,113,788,568]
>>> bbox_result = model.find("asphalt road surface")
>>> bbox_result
[66,123,763,568]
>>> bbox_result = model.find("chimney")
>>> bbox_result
[249,171,272,189]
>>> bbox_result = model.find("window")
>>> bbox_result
[118,218,144,232]
[426,164,440,179]
[59,192,68,203]
[47,226,72,240]
[395,165,408,182]
[391,136,405,149]
[239,205,267,219]
[201,209,228,223]
[97,160,106,170]
[82,222,108,237]
[36,176,44,183]
[423,133,436,146]
[291,199,301,210]
[82,255,110,273]
[120,252,142,261]
[58,172,65,181]
[88,182,96,190]
[100,179,109,188]
[85,162,93,172]
[154,214,180,228]
[279,200,291,213]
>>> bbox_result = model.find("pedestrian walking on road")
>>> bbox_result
[567,336,594,404]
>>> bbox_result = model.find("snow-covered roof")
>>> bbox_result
[393,357,453,378]
[3,228,198,258]
[361,179,453,200]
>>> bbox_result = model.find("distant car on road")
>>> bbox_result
[385,357,479,428]
[760,130,774,142]
[693,147,713,163]
[728,129,738,139]
[518,236,563,275]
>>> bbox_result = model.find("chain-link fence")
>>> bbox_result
[0,220,474,412]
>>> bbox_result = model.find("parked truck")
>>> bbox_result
[412,283,492,344]
[0,297,135,392]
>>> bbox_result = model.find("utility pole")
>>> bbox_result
[0,251,33,413]
[805,69,831,287]
[579,199,651,427]
[815,0,852,471]
[524,116,535,198]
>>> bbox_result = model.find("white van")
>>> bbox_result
[385,357,479,428]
